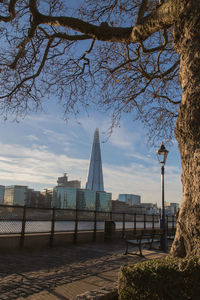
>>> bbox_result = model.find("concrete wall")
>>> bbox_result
[0,230,110,250]
[0,226,175,251]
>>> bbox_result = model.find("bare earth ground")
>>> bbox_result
[0,240,166,300]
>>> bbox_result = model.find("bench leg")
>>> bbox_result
[138,243,144,257]
[124,241,128,255]
[149,240,153,250]
[124,241,145,257]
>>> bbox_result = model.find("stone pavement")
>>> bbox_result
[0,241,166,300]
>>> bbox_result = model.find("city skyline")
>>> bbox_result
[0,100,182,205]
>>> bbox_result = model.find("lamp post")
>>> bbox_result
[157,142,169,252]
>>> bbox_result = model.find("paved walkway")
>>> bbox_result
[0,241,166,300]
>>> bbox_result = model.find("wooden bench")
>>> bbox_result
[124,230,162,257]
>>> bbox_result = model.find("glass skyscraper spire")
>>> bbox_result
[86,128,104,191]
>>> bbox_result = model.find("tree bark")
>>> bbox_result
[170,1,200,257]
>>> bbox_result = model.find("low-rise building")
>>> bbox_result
[96,191,112,211]
[52,186,77,209]
[29,190,49,208]
[57,173,81,189]
[112,200,159,214]
[118,194,141,205]
[40,188,54,207]
[41,173,81,209]
[4,185,30,206]
[112,200,131,213]
[137,203,159,215]
[0,185,5,204]
[77,189,96,210]
[165,202,180,215]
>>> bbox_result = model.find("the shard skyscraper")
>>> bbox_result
[86,128,104,191]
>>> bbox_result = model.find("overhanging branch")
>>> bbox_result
[132,0,183,42]
[9,22,37,69]
[29,0,184,44]
[38,27,91,41]
[0,38,53,99]
[153,93,181,105]
[0,0,18,22]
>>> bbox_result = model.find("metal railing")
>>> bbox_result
[0,204,177,248]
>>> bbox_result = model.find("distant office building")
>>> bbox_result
[112,200,145,214]
[112,200,159,214]
[138,203,159,215]
[50,186,112,211]
[118,194,141,205]
[112,200,131,213]
[165,202,180,215]
[86,128,104,191]
[57,173,81,189]
[76,189,112,211]
[77,189,96,210]
[29,190,49,208]
[40,188,54,207]
[4,185,30,206]
[96,191,112,211]
[0,185,5,204]
[52,186,77,209]
[41,173,81,209]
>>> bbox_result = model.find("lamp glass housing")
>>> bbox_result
[157,142,168,165]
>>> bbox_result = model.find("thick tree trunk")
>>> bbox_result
[170,1,200,257]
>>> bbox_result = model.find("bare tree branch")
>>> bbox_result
[139,60,179,80]
[0,0,18,22]
[153,93,181,105]
[0,0,182,141]
[38,27,91,41]
[0,38,53,99]
[9,22,37,69]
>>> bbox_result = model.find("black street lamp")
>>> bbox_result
[157,142,169,252]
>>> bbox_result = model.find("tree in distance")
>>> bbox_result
[0,0,199,257]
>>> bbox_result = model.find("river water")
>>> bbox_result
[0,220,175,234]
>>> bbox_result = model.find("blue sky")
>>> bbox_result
[0,99,182,207]
[0,1,182,207]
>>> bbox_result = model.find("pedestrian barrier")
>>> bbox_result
[0,204,177,248]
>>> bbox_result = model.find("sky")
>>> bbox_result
[0,99,182,207]
[0,1,183,208]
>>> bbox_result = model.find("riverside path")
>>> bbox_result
[0,240,166,300]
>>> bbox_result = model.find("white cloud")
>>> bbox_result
[77,115,108,135]
[103,161,182,205]
[77,115,144,154]
[0,106,182,207]
[26,114,64,126]
[0,138,182,206]
[127,153,152,162]
[27,135,39,142]
[43,129,71,145]
[109,130,134,150]
[0,142,88,188]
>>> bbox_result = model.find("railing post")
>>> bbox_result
[172,215,175,231]
[122,213,125,238]
[50,207,55,247]
[134,213,137,232]
[93,210,97,242]
[152,214,155,230]
[144,214,146,229]
[166,215,169,233]
[20,205,26,248]
[74,208,78,244]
